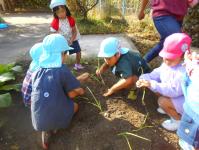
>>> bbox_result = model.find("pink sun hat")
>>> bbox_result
[159,33,192,59]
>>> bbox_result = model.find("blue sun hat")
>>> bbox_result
[39,34,73,68]
[29,43,43,72]
[98,37,129,58]
[50,0,66,9]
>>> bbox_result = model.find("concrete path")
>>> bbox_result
[0,13,138,64]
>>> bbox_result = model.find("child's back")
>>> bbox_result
[30,34,84,149]
[31,64,80,131]
[114,51,151,78]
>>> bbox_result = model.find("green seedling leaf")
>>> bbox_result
[118,132,151,142]
[0,63,15,74]
[141,88,146,106]
[127,90,137,101]
[0,93,12,108]
[0,72,15,83]
[11,65,23,73]
[86,86,103,112]
[123,135,133,150]
[132,126,154,133]
[0,84,21,91]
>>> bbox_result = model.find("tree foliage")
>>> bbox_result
[15,0,50,9]
[75,0,99,19]
[184,4,199,47]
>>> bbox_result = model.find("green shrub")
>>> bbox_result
[16,0,50,9]
[184,4,199,47]
[0,63,22,108]
[0,17,5,23]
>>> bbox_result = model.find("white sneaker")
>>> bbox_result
[157,107,166,114]
[161,118,180,131]
[179,139,194,150]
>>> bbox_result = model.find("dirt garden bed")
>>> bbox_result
[0,58,180,150]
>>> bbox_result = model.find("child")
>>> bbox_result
[50,0,84,70]
[31,34,85,149]
[22,40,88,108]
[21,43,43,107]
[138,0,198,63]
[136,33,192,131]
[177,50,199,150]
[96,37,150,97]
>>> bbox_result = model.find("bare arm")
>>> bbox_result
[138,0,149,20]
[76,72,90,83]
[96,62,110,76]
[104,76,138,97]
[69,26,77,45]
[68,88,85,99]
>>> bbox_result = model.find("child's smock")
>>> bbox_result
[140,63,185,114]
[31,64,80,131]
[50,16,80,41]
[112,51,151,79]
[182,59,199,123]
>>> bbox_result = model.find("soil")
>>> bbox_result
[0,59,180,150]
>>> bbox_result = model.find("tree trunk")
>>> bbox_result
[0,0,14,11]
[0,0,6,11]
[83,11,88,20]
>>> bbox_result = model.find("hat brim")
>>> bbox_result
[98,47,129,58]
[39,53,62,68]
[50,2,66,9]
[159,50,182,59]
[98,50,116,58]
[29,43,43,71]
[29,61,40,72]
[120,48,129,55]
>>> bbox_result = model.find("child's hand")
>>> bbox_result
[138,10,145,20]
[103,89,114,97]
[77,72,90,83]
[68,39,73,46]
[184,51,192,62]
[136,79,151,88]
[96,69,101,77]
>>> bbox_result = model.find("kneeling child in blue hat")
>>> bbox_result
[96,37,150,97]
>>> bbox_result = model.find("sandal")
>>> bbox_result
[41,131,51,149]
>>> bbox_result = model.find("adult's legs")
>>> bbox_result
[144,16,182,63]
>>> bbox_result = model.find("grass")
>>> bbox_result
[76,16,128,34]
[75,14,159,69]
[76,14,157,37]
[0,17,5,23]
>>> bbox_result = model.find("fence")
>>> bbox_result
[89,0,150,18]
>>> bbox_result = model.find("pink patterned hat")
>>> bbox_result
[159,33,192,59]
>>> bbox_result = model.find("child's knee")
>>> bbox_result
[158,97,169,108]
